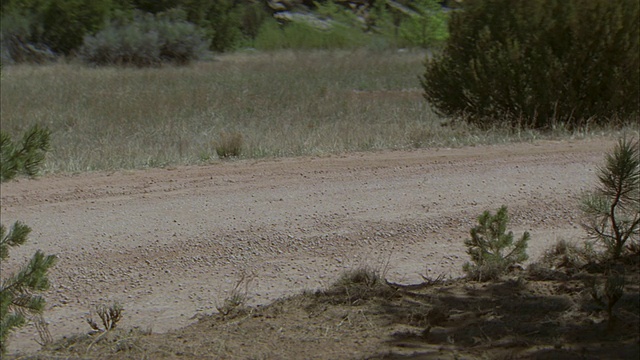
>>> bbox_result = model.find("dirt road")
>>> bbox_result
[1,138,615,352]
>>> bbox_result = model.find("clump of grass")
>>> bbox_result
[216,272,254,317]
[527,239,600,280]
[318,266,397,305]
[215,131,243,159]
[42,327,149,357]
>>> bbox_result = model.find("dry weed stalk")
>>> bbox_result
[34,313,53,346]
[87,302,124,332]
[217,271,256,316]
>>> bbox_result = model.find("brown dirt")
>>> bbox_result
[2,138,638,358]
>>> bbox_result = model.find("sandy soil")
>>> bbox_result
[0,138,616,353]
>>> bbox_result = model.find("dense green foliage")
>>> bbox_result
[422,0,640,129]
[398,0,448,48]
[463,206,530,281]
[1,0,111,57]
[1,0,449,64]
[0,125,57,354]
[80,10,210,66]
[0,124,50,182]
[582,138,640,259]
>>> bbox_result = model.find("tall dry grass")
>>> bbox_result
[0,49,628,173]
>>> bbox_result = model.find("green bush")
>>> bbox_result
[421,0,640,129]
[40,0,111,55]
[463,206,530,281]
[1,0,111,57]
[0,12,56,64]
[582,138,639,259]
[398,0,448,48]
[80,10,210,66]
[135,0,270,52]
[0,125,57,354]
[237,0,271,45]
[253,18,285,50]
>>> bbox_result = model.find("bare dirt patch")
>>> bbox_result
[2,138,638,358]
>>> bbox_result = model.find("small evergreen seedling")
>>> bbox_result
[0,125,56,354]
[0,224,57,352]
[463,206,530,281]
[582,138,640,259]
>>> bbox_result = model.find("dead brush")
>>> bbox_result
[545,239,598,270]
[217,271,255,316]
[86,302,123,333]
[321,266,397,305]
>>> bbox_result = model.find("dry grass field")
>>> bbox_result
[1,50,627,174]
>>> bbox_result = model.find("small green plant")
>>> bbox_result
[589,268,625,329]
[0,125,56,354]
[463,206,530,281]
[215,131,243,159]
[87,302,124,332]
[582,138,639,259]
[0,223,57,354]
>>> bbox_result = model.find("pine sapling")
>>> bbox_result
[582,138,640,259]
[463,206,530,281]
[0,125,56,354]
[0,223,57,353]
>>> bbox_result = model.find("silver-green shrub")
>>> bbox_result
[80,10,210,67]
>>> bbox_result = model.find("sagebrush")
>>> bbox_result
[80,10,209,67]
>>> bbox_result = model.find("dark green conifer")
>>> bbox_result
[582,138,640,259]
[463,206,529,281]
[0,125,56,354]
